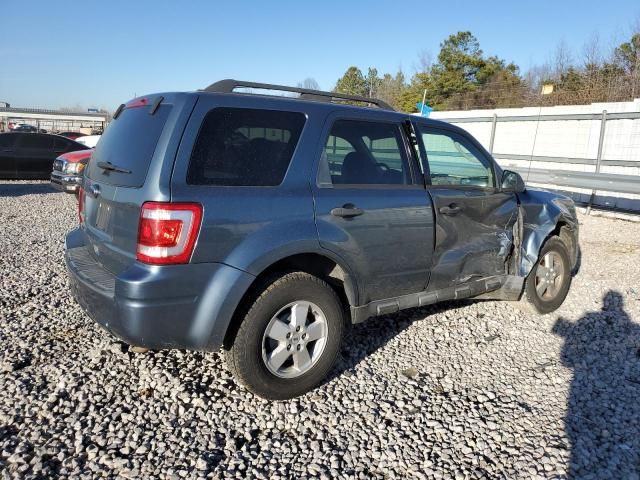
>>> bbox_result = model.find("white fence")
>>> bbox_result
[429,99,640,212]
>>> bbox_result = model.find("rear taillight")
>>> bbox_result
[136,202,203,265]
[78,187,84,224]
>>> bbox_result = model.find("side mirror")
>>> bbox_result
[501,170,526,193]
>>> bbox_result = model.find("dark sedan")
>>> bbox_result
[0,133,90,180]
[12,124,39,133]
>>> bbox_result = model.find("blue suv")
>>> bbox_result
[65,80,579,399]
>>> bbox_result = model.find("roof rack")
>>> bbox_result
[203,79,394,111]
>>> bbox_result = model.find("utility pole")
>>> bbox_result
[420,89,427,115]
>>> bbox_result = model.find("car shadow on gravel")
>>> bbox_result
[327,300,469,383]
[553,291,640,478]
[0,182,58,197]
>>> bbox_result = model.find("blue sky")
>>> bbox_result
[1,0,638,110]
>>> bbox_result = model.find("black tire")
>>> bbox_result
[225,272,345,400]
[524,236,572,314]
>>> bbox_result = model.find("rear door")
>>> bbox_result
[414,123,518,290]
[313,114,434,304]
[0,134,17,179]
[82,95,189,274]
[15,134,55,179]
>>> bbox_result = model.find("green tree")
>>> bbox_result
[334,66,367,97]
[429,31,523,109]
[614,33,640,74]
[365,67,382,98]
[377,70,407,110]
[398,72,432,112]
[395,31,524,111]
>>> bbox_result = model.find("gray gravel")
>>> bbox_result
[1,180,640,479]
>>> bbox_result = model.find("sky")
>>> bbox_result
[1,0,639,110]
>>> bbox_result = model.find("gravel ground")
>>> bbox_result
[1,180,640,479]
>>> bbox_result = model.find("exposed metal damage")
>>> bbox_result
[517,188,580,278]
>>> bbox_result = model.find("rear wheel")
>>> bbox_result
[524,236,571,314]
[225,272,344,400]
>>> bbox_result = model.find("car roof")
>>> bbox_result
[190,89,453,129]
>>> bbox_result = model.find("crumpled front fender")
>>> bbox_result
[518,188,579,277]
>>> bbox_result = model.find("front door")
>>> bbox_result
[313,115,435,304]
[414,123,518,291]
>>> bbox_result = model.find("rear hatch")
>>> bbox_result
[81,95,185,274]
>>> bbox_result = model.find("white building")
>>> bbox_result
[0,106,108,133]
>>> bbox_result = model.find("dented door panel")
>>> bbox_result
[427,189,519,290]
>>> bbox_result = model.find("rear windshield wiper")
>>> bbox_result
[97,161,132,174]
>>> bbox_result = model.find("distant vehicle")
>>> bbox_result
[0,132,90,179]
[74,135,101,148]
[64,80,580,400]
[12,124,38,133]
[50,148,93,193]
[57,131,86,140]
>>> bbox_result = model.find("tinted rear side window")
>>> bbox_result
[187,108,305,186]
[87,104,171,187]
[21,134,53,150]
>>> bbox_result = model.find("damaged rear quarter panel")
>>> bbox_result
[517,188,579,277]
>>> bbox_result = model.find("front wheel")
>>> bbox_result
[524,236,572,314]
[225,272,344,400]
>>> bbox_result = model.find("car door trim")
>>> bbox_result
[350,274,523,323]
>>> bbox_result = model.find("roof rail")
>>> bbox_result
[203,79,394,111]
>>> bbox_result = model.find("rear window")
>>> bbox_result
[187,108,306,186]
[87,103,171,187]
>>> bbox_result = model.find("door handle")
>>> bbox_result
[331,204,364,218]
[439,204,462,216]
[86,183,101,198]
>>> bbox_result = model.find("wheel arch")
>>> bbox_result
[222,251,358,349]
[520,212,579,277]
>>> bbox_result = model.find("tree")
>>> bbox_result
[297,78,320,90]
[365,67,381,98]
[398,72,431,112]
[334,66,367,97]
[614,32,640,97]
[429,31,485,104]
[552,39,573,79]
[400,31,524,111]
[377,70,407,110]
[614,33,640,74]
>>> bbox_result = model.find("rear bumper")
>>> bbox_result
[64,228,255,350]
[51,171,82,193]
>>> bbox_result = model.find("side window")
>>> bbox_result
[320,119,410,185]
[324,135,355,179]
[418,128,495,188]
[54,137,70,152]
[187,108,306,186]
[20,134,53,150]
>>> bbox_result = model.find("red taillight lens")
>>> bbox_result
[78,187,84,224]
[136,202,202,265]
[125,97,149,109]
